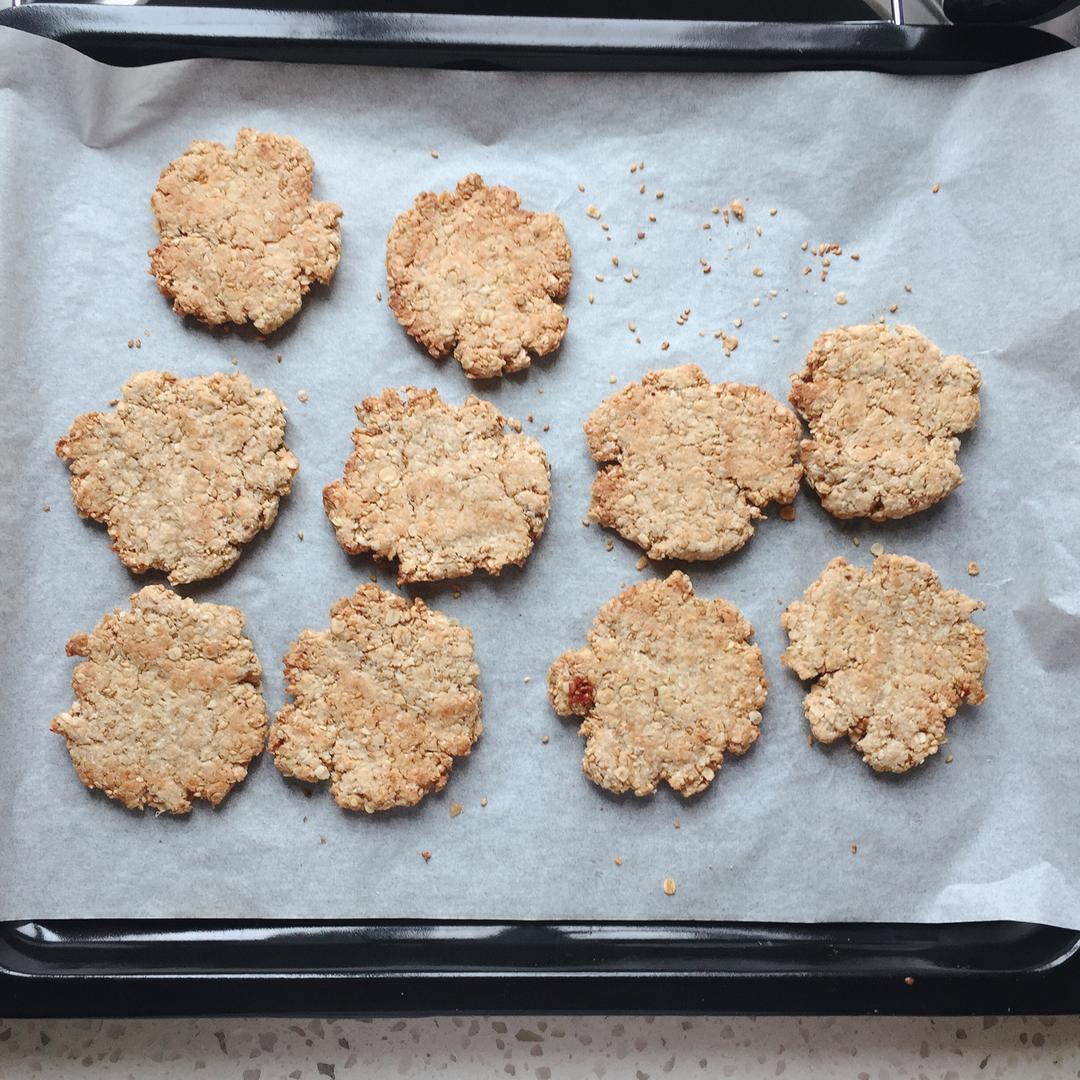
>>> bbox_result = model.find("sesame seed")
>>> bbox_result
[851,253,861,261]
[835,292,848,305]
[639,183,646,195]
[588,294,595,304]
[577,183,585,192]
[430,149,439,159]
[852,535,861,547]
[800,241,809,251]
[595,273,605,282]
[870,542,885,557]
[663,877,677,896]
[612,255,620,267]
[904,283,913,292]
[769,207,778,216]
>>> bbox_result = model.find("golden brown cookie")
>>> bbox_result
[548,571,766,797]
[781,554,987,773]
[386,174,571,378]
[57,371,299,585]
[584,365,802,561]
[51,585,267,814]
[269,585,483,812]
[789,324,981,520]
[149,128,342,334]
[323,386,550,584]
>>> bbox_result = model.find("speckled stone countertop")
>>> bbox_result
[1,1016,1076,1078]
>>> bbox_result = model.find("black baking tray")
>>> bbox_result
[2,2,1078,1017]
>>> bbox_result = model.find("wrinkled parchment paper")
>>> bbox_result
[1,25,1078,924]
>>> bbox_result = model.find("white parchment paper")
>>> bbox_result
[1,25,1078,925]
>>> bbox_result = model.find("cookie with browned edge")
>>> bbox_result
[387,174,571,378]
[585,365,802,561]
[549,571,766,797]
[789,324,980,520]
[781,554,987,773]
[57,371,299,585]
[323,386,550,583]
[51,585,267,814]
[150,128,342,334]
[270,585,482,812]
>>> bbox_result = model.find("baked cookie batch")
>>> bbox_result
[50,128,987,814]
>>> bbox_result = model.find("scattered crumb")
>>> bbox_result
[611,255,620,268]
[752,266,764,278]
[660,340,670,351]
[135,339,142,349]
[648,213,657,223]
[673,819,681,829]
[835,292,848,306]
[711,206,720,215]
[637,231,646,240]
[276,354,283,363]
[375,290,383,302]
[126,339,134,349]
[640,183,646,195]
[542,424,550,432]
[779,504,796,522]
[526,413,534,423]
[523,676,531,684]
[609,374,617,384]
[932,182,940,194]
[480,797,488,807]
[870,542,885,557]
[769,207,778,217]
[733,318,743,328]
[541,735,550,744]
[614,856,623,866]
[751,298,761,308]
[703,222,711,231]
[601,223,610,232]
[605,538,614,552]
[968,561,980,576]
[586,204,601,219]
[430,149,439,159]
[632,268,640,279]
[852,535,861,547]
[663,877,677,896]
[730,200,745,220]
[851,253,861,261]
[577,183,585,193]
[851,842,858,855]
[702,263,711,274]
[801,241,809,251]
[655,191,664,200]
[771,335,780,344]
[623,273,633,283]
[296,389,309,403]
[368,571,378,583]
[42,504,50,513]
[449,802,463,818]
[904,283,913,292]
[802,266,812,276]
[595,273,605,282]
[588,294,595,305]
[296,530,304,541]
[945,754,955,764]
[450,585,462,599]
[904,976,915,986]
[635,556,649,571]
[421,850,432,862]
[889,303,898,313]
[767,288,778,300]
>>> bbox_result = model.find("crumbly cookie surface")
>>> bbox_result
[323,386,550,583]
[781,554,987,773]
[57,371,298,585]
[584,365,802,561]
[269,585,482,812]
[51,585,267,814]
[789,324,981,520]
[386,174,571,378]
[548,571,766,797]
[150,128,342,334]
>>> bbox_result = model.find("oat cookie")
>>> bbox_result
[51,585,267,814]
[269,585,482,812]
[781,555,987,773]
[150,128,342,334]
[789,324,981,520]
[57,371,299,585]
[584,365,802,561]
[323,386,550,583]
[548,571,766,797]
[386,174,572,378]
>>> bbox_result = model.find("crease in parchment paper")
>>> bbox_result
[0,24,1078,925]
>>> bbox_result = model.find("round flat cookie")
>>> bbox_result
[51,585,267,814]
[386,174,572,378]
[323,386,550,584]
[548,571,766,798]
[789,324,981,520]
[584,365,802,561]
[781,554,987,773]
[57,371,299,585]
[150,128,343,334]
[269,585,483,812]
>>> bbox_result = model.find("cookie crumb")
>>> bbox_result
[730,200,745,220]
[628,322,637,332]
[889,303,898,313]
[945,753,954,764]
[904,976,915,986]
[932,182,940,194]
[660,340,670,351]
[368,571,378,583]
[635,556,649,571]
[430,149,439,159]
[800,241,809,251]
[751,298,761,308]
[733,318,743,328]
[541,735,550,744]
[586,205,601,219]
[609,374,618,384]
[850,842,858,855]
[588,294,595,304]
[450,585,462,599]
[614,856,623,866]
[663,877,677,896]
[779,505,796,521]
[904,283,913,293]
[296,530,304,541]
[637,231,646,240]
[851,253,861,261]
[870,542,885,557]
[655,191,664,200]
[967,561,980,576]
[835,292,848,306]
[421,850,432,862]
[449,802,462,818]
[577,183,585,193]
[672,818,681,829]
[523,676,531,683]
[480,797,488,807]
[769,207,778,217]
[752,266,764,278]
[595,273,605,283]
[852,535,861,546]
[127,339,134,349]
[648,213,657,223]
[601,222,610,232]
[543,423,550,432]
[605,538,614,551]
[640,183,646,195]
[296,389,309,403]
[276,354,284,363]
[42,504,50,513]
